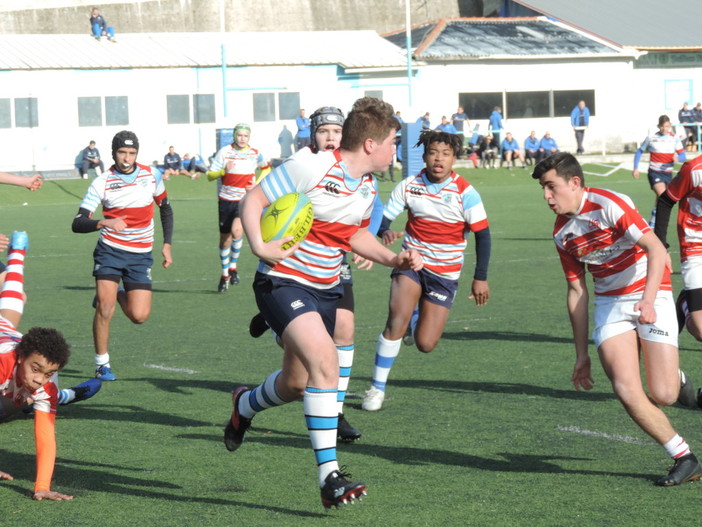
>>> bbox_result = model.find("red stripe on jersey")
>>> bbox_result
[223,173,255,187]
[406,215,465,244]
[103,203,154,228]
[154,190,168,207]
[307,221,359,252]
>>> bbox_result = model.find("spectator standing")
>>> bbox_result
[570,100,590,155]
[294,109,311,152]
[488,106,504,145]
[278,125,294,158]
[679,103,696,151]
[451,106,469,152]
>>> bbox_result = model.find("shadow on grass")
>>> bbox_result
[0,449,326,517]
[177,430,651,482]
[47,180,85,201]
[352,378,616,402]
[442,329,574,345]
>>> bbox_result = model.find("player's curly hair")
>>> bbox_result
[341,97,400,151]
[415,130,464,157]
[15,327,71,368]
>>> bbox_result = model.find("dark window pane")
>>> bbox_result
[278,92,300,120]
[458,92,502,120]
[194,94,215,123]
[364,90,383,100]
[0,99,10,128]
[253,93,275,122]
[167,94,190,124]
[554,90,595,117]
[506,91,550,119]
[15,97,38,128]
[106,96,129,126]
[78,97,102,127]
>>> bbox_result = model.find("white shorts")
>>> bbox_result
[592,291,678,348]
[681,257,702,290]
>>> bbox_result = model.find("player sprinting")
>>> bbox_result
[71,131,174,381]
[654,155,702,343]
[632,115,686,227]
[0,231,99,500]
[533,152,702,486]
[362,130,491,411]
[207,123,270,292]
[226,97,423,508]
[249,105,383,442]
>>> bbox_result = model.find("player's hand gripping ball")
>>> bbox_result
[261,192,314,250]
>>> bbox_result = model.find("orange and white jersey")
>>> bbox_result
[211,144,264,201]
[640,131,684,173]
[666,157,702,261]
[554,187,671,296]
[258,148,375,288]
[79,163,168,253]
[0,316,58,415]
[384,170,488,280]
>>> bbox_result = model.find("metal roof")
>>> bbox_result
[0,31,408,71]
[383,17,637,61]
[513,0,702,50]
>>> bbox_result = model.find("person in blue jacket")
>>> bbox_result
[488,106,504,146]
[90,8,115,42]
[435,116,457,134]
[570,100,590,155]
[538,131,559,163]
[524,130,540,165]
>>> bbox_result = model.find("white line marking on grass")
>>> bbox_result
[557,425,650,445]
[583,163,624,177]
[144,363,198,374]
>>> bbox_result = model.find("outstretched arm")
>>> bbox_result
[0,172,42,191]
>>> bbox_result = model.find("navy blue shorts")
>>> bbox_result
[391,267,458,308]
[93,240,153,290]
[648,170,673,188]
[253,272,342,338]
[218,199,241,234]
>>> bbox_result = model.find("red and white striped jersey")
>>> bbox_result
[640,131,684,173]
[384,170,488,280]
[79,163,168,253]
[211,145,264,201]
[258,148,375,288]
[0,317,58,415]
[665,157,702,261]
[553,187,671,296]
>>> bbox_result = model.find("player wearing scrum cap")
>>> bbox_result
[207,123,270,293]
[71,131,174,381]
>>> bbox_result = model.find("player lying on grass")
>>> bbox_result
[0,232,100,501]
[362,130,491,411]
[533,152,702,486]
[654,155,702,345]
[248,105,384,442]
[226,97,423,508]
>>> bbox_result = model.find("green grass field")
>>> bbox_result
[1,163,702,526]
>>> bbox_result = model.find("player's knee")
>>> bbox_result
[687,321,702,342]
[649,386,678,407]
[126,309,150,324]
[415,336,438,354]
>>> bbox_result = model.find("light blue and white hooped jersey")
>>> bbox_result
[258,148,375,289]
[384,169,488,281]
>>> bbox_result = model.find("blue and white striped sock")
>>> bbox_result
[229,238,243,273]
[219,247,231,279]
[371,334,402,391]
[304,387,340,485]
[237,370,288,419]
[336,344,354,414]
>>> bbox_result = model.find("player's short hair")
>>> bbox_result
[531,152,584,186]
[340,97,399,151]
[416,130,463,157]
[658,114,671,127]
[15,327,71,369]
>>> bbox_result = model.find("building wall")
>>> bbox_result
[0,0,462,35]
[2,53,701,173]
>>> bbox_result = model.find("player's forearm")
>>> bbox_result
[567,280,589,358]
[34,411,56,493]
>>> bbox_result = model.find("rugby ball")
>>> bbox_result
[261,192,314,250]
